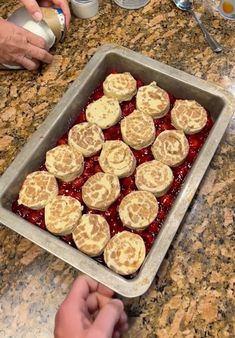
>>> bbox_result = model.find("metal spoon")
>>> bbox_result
[172,0,223,53]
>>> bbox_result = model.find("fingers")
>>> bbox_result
[22,0,71,29]
[26,44,53,63]
[87,295,128,338]
[14,56,40,71]
[38,0,71,28]
[0,19,52,70]
[21,19,53,65]
[20,0,43,21]
[118,311,128,327]
[20,0,70,29]
[38,0,52,6]
[20,29,53,67]
[23,29,47,50]
[66,275,99,307]
[65,275,114,308]
[87,292,111,314]
[97,283,114,298]
[114,311,129,337]
[88,299,124,338]
[52,0,71,28]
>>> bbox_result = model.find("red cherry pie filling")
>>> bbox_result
[12,73,214,275]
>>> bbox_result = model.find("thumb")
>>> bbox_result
[20,0,43,21]
[88,299,124,338]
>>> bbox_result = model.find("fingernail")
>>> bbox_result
[33,11,43,21]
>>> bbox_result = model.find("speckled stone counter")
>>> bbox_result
[0,1,235,337]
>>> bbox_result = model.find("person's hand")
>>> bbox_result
[20,0,71,29]
[0,18,53,70]
[54,275,129,338]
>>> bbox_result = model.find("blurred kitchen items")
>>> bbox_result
[71,0,99,18]
[2,6,65,69]
[203,0,235,20]
[113,0,150,9]
[172,0,223,53]
[212,0,235,19]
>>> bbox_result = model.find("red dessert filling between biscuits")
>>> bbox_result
[12,74,214,272]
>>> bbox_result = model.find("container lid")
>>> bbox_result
[113,0,149,9]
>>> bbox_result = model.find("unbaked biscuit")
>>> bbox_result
[82,172,120,211]
[45,195,83,236]
[103,72,137,102]
[135,160,173,197]
[104,231,146,275]
[136,81,170,118]
[68,122,104,157]
[86,96,121,129]
[99,140,136,178]
[171,99,207,134]
[119,191,158,230]
[120,110,155,150]
[45,144,84,182]
[151,130,189,167]
[72,214,110,257]
[18,171,58,210]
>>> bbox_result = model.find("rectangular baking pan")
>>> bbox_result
[0,45,234,297]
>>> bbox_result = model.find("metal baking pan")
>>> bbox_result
[0,45,234,297]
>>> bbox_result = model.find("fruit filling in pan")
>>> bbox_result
[12,72,214,277]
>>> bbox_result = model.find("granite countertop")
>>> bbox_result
[0,0,235,337]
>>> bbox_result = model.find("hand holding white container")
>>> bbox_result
[2,6,65,69]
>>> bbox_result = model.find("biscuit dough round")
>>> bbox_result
[73,214,110,257]
[68,122,104,157]
[45,195,83,236]
[103,72,137,102]
[171,99,207,134]
[135,160,173,197]
[119,191,158,230]
[99,140,136,178]
[18,171,58,210]
[45,144,84,182]
[151,130,189,167]
[136,81,170,118]
[86,96,121,129]
[120,110,155,150]
[82,172,120,211]
[104,231,146,275]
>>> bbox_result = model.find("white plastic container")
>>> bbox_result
[71,0,99,19]
[113,0,149,9]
